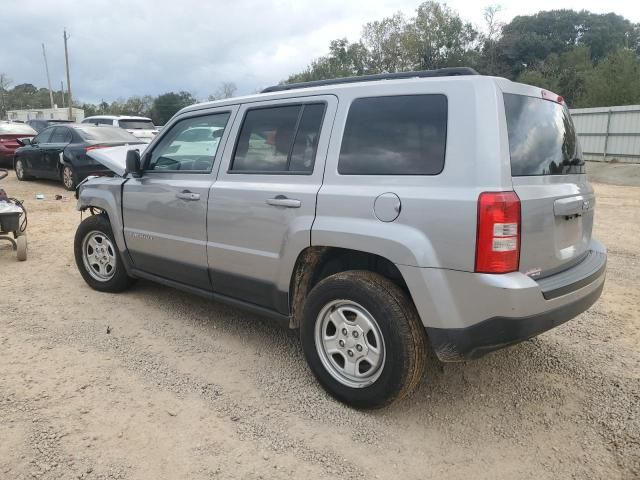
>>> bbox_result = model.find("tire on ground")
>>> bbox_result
[74,214,135,292]
[300,270,427,409]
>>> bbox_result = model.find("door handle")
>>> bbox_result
[266,195,301,208]
[176,190,200,201]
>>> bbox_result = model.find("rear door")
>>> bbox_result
[122,107,236,289]
[503,92,593,278]
[207,96,336,313]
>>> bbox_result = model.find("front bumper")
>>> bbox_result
[398,239,607,361]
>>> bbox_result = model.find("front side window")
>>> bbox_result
[338,95,448,175]
[146,113,230,172]
[231,103,326,173]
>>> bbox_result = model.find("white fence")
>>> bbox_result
[570,105,640,163]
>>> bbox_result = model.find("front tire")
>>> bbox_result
[74,214,135,292]
[14,159,32,181]
[300,271,427,409]
[61,165,76,191]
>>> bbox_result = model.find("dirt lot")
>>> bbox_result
[1,166,638,480]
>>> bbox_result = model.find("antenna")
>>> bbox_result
[41,43,54,108]
[63,28,73,120]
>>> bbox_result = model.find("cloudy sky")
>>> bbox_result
[1,0,638,104]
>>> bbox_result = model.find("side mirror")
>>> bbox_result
[17,137,32,146]
[125,149,142,177]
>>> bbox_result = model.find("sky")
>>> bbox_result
[1,0,639,104]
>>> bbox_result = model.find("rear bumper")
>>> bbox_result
[398,239,607,361]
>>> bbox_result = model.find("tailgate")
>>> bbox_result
[503,92,592,277]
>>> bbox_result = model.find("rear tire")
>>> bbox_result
[61,165,76,191]
[74,214,135,292]
[300,270,427,409]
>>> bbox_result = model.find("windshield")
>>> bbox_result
[0,123,37,135]
[75,126,141,142]
[119,119,155,130]
[504,93,584,176]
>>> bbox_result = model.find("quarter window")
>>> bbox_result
[231,103,326,173]
[338,95,447,175]
[146,113,230,172]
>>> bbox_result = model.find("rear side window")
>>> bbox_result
[33,128,54,144]
[338,95,447,175]
[231,103,326,174]
[50,127,72,143]
[504,94,584,176]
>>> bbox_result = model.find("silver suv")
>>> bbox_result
[73,68,606,408]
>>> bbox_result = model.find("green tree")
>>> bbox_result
[287,39,369,83]
[150,91,197,125]
[580,49,640,106]
[361,13,412,73]
[517,45,593,106]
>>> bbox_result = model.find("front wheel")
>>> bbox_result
[300,271,427,409]
[74,214,135,292]
[14,159,32,181]
[61,165,76,191]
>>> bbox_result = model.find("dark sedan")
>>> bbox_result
[14,124,145,190]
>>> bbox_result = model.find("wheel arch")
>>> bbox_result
[288,246,413,329]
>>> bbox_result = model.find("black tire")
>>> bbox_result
[74,214,135,292]
[61,164,76,191]
[14,159,33,181]
[300,270,427,409]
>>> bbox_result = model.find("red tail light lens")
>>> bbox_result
[475,191,521,274]
[85,144,107,152]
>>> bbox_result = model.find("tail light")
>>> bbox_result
[85,144,107,152]
[475,191,521,274]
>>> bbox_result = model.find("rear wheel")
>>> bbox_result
[14,159,32,181]
[74,214,135,292]
[61,165,75,191]
[300,270,427,409]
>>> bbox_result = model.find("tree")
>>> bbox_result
[580,49,640,106]
[287,39,369,83]
[150,91,197,125]
[408,1,479,70]
[208,82,237,101]
[517,45,593,106]
[362,13,412,73]
[0,73,11,119]
[478,5,507,75]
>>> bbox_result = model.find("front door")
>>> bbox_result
[122,107,236,290]
[41,126,72,179]
[207,96,337,313]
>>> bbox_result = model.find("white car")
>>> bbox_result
[82,115,158,143]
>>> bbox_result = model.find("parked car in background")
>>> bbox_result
[74,68,606,408]
[26,119,74,133]
[82,115,158,142]
[14,124,145,190]
[0,122,37,167]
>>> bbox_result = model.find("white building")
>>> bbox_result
[6,107,84,123]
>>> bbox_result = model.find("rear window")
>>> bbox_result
[119,119,155,130]
[75,126,140,142]
[0,123,37,135]
[504,94,584,176]
[338,95,447,175]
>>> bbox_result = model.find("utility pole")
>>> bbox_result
[63,28,73,120]
[42,43,54,108]
[60,81,66,108]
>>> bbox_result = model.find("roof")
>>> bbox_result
[181,67,492,115]
[83,115,153,120]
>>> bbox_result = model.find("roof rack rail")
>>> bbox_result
[261,67,479,93]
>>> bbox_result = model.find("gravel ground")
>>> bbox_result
[0,169,638,479]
